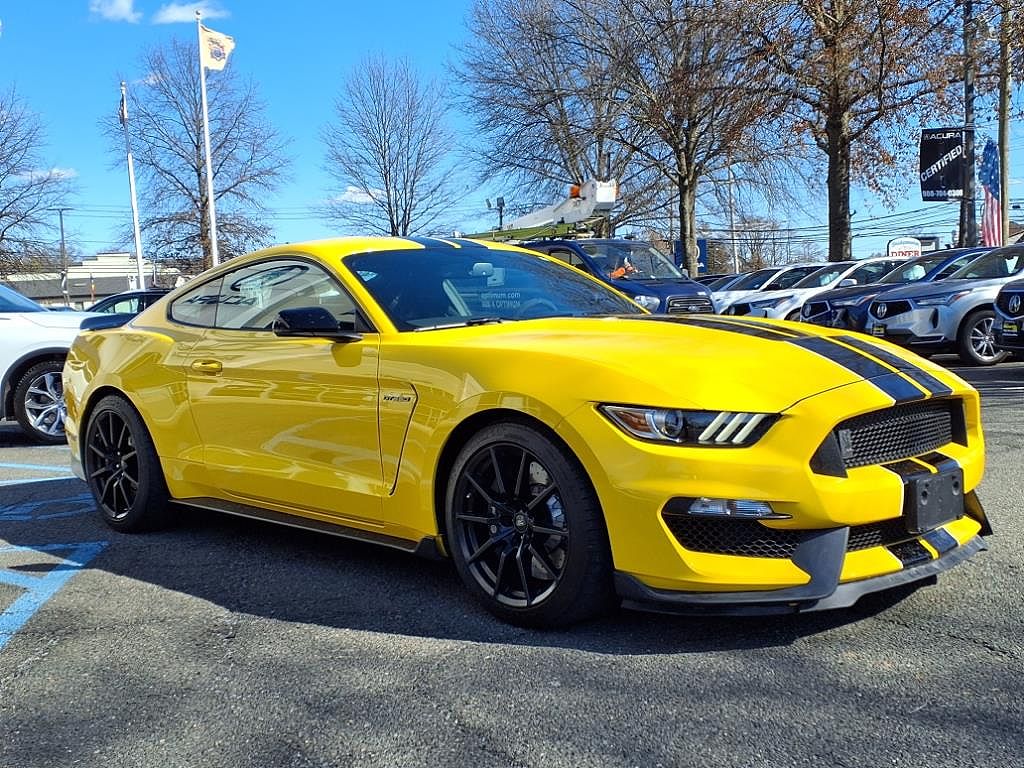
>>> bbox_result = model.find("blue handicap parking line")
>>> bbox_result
[0,492,95,521]
[0,541,107,651]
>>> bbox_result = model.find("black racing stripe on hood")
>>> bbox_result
[642,314,796,340]
[789,337,927,404]
[836,335,954,398]
[644,315,929,404]
[705,315,815,338]
[446,237,493,249]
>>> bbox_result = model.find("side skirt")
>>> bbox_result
[177,496,444,560]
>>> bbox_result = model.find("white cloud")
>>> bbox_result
[335,187,378,205]
[0,19,4,38]
[152,3,230,24]
[89,0,142,23]
[14,167,78,181]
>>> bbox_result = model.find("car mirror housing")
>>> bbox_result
[272,306,363,342]
[838,278,857,288]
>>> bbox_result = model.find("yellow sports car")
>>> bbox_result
[63,237,991,626]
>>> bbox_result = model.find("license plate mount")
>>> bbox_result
[904,466,964,535]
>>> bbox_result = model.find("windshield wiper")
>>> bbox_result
[414,316,508,331]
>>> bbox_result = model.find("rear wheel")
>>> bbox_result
[957,310,1009,366]
[84,395,170,532]
[445,422,614,627]
[13,360,67,445]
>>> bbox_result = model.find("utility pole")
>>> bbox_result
[960,0,978,247]
[54,207,71,306]
[998,0,1012,244]
[727,163,739,273]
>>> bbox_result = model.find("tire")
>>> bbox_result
[956,310,1009,366]
[13,360,67,445]
[83,395,170,532]
[445,422,614,627]
[785,310,801,322]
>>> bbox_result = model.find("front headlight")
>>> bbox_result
[632,294,661,311]
[914,289,975,307]
[599,405,778,446]
[749,295,790,309]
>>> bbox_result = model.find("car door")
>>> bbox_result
[180,257,385,525]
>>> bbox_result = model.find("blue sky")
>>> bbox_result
[0,1,1019,261]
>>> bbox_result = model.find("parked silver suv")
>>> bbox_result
[865,244,1024,365]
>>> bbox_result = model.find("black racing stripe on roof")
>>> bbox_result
[836,335,954,398]
[405,236,457,249]
[789,337,928,404]
[446,237,493,249]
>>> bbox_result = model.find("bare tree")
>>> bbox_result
[563,0,801,274]
[323,57,457,236]
[749,1,961,261]
[457,0,663,232]
[109,39,289,271]
[0,88,73,277]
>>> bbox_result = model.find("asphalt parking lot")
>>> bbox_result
[0,361,1021,768]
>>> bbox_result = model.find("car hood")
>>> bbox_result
[872,276,1018,301]
[606,277,708,298]
[422,315,961,414]
[22,310,100,329]
[816,281,901,302]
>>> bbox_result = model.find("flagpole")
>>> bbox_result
[120,82,147,289]
[196,10,221,267]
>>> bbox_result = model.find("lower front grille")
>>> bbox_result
[666,296,715,314]
[662,514,919,559]
[832,399,963,469]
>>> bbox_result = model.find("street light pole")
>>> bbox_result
[56,207,71,306]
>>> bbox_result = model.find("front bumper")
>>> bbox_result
[802,303,869,331]
[616,531,987,615]
[994,310,1024,352]
[865,305,961,350]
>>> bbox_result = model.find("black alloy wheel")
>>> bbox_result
[446,422,613,627]
[84,395,170,532]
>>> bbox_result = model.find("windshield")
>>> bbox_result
[727,268,780,291]
[706,274,743,290]
[0,284,45,312]
[793,262,855,288]
[764,265,822,289]
[843,259,903,286]
[347,246,641,331]
[949,246,1024,280]
[879,254,948,284]
[579,242,684,280]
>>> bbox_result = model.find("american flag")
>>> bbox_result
[979,138,1002,247]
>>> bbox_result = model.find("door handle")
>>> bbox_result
[190,359,223,374]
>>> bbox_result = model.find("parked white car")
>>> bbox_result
[721,257,908,320]
[711,262,824,309]
[0,285,95,443]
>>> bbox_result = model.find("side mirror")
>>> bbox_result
[273,306,362,342]
[838,278,857,287]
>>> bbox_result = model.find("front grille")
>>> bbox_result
[661,515,918,559]
[833,399,961,469]
[996,290,1024,317]
[666,296,715,314]
[871,299,912,318]
[804,300,829,318]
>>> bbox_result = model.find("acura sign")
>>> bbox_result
[920,128,970,202]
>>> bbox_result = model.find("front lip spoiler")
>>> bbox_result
[614,534,987,617]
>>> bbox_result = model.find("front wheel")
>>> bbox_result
[13,360,67,444]
[445,422,614,627]
[957,310,1009,366]
[84,395,170,532]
